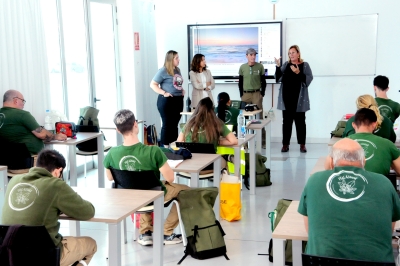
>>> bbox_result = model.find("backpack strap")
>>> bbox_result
[215,220,226,237]
[177,250,189,265]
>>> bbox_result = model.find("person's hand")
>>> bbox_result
[274,56,281,67]
[290,64,300,74]
[164,92,173,97]
[55,133,67,141]
[206,81,211,87]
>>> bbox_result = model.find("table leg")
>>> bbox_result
[153,195,163,266]
[292,240,302,266]
[233,147,240,187]
[69,221,80,236]
[273,238,285,266]
[68,145,77,186]
[0,168,8,219]
[249,137,256,195]
[265,121,271,169]
[256,129,262,154]
[97,134,105,188]
[191,173,199,187]
[213,157,221,221]
[108,222,121,266]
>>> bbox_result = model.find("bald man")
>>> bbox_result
[0,90,67,154]
[298,138,400,262]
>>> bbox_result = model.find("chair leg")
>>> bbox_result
[172,200,186,246]
[83,156,87,178]
[123,218,127,244]
[133,214,137,241]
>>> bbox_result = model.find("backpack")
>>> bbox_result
[145,124,158,146]
[76,106,101,152]
[177,187,229,264]
[330,120,346,138]
[267,199,306,265]
[243,153,272,189]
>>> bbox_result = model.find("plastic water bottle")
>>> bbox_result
[44,110,52,130]
[268,109,276,121]
[237,110,246,139]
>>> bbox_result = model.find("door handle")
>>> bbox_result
[94,97,101,102]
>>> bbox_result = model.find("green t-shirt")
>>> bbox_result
[103,143,168,194]
[214,106,240,126]
[342,115,396,143]
[0,107,44,154]
[181,124,232,151]
[298,166,400,262]
[238,62,265,91]
[375,97,400,123]
[347,133,400,175]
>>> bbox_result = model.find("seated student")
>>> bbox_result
[299,138,400,262]
[215,92,240,134]
[374,75,400,123]
[342,94,396,143]
[341,108,400,176]
[0,90,67,154]
[2,149,97,266]
[104,109,189,246]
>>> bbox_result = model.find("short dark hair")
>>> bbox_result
[36,149,66,173]
[353,108,377,128]
[113,109,136,135]
[373,75,389,90]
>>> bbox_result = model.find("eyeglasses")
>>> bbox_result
[13,97,26,104]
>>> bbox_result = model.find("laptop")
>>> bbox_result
[175,142,215,154]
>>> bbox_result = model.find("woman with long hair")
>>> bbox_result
[275,45,313,153]
[177,97,237,150]
[215,92,240,134]
[150,50,184,147]
[343,94,396,142]
[189,54,215,109]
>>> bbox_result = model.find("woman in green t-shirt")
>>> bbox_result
[215,92,240,135]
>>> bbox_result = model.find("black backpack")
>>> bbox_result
[76,106,101,152]
[177,188,229,264]
[145,124,158,146]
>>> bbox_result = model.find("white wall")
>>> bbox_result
[152,0,400,143]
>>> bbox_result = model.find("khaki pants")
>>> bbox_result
[241,90,263,112]
[140,181,190,235]
[60,236,97,266]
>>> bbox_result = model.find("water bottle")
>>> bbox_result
[44,110,52,130]
[237,110,246,139]
[268,109,276,121]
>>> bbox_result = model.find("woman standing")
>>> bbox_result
[189,54,215,109]
[150,50,185,147]
[275,45,313,153]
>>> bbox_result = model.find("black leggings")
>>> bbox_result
[157,95,183,145]
[282,110,306,145]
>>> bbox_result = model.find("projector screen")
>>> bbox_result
[187,21,282,80]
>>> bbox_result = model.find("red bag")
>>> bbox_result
[55,122,77,137]
[345,114,354,119]
[131,213,153,228]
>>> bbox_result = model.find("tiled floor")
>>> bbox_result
[59,142,330,265]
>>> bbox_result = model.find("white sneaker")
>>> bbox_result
[138,231,153,246]
[164,233,183,245]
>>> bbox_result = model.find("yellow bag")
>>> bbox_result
[220,170,241,222]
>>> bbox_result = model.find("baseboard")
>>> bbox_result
[271,137,330,144]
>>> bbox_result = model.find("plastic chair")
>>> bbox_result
[302,253,395,266]
[0,137,34,178]
[230,100,242,109]
[109,168,186,246]
[0,224,60,266]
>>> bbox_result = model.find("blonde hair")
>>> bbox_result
[356,94,382,128]
[164,50,179,76]
[288,45,303,63]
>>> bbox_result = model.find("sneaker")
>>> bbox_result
[138,230,153,246]
[164,233,183,245]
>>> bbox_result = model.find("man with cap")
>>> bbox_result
[238,48,266,111]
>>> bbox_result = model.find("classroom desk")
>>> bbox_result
[272,200,307,266]
[310,156,326,176]
[247,118,272,168]
[0,166,7,219]
[45,132,105,188]
[220,134,256,194]
[59,187,164,266]
[171,153,221,219]
[180,109,262,122]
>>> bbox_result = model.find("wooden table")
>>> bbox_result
[0,165,7,219]
[310,156,326,176]
[59,187,164,266]
[170,153,221,219]
[45,132,105,188]
[220,134,256,194]
[247,118,272,168]
[272,201,307,266]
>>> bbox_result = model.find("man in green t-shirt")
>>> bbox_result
[0,90,67,154]
[103,109,189,246]
[238,48,266,110]
[299,138,400,262]
[374,75,400,123]
[346,108,400,176]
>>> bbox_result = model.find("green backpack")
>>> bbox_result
[330,120,346,138]
[243,153,272,189]
[78,106,100,127]
[177,187,229,264]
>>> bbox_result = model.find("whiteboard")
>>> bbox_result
[285,14,378,76]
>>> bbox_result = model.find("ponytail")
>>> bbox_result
[356,94,383,129]
[217,92,230,123]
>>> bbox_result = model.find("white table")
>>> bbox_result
[171,153,222,219]
[180,109,262,123]
[0,165,7,219]
[45,132,105,188]
[60,187,164,266]
[247,119,272,168]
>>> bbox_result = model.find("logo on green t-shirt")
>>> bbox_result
[378,105,393,118]
[326,170,368,202]
[0,113,4,128]
[225,110,233,124]
[9,183,39,211]
[354,139,377,161]
[119,155,142,171]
